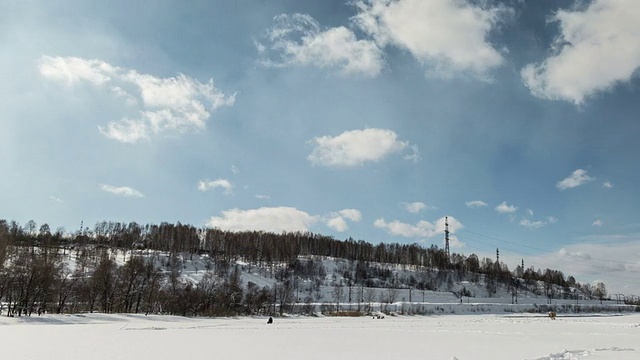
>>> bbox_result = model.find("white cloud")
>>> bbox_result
[352,0,507,79]
[338,208,362,222]
[401,201,437,213]
[526,208,534,217]
[556,169,593,190]
[466,200,488,208]
[259,13,384,77]
[521,0,640,104]
[374,216,463,240]
[495,201,517,214]
[403,144,421,163]
[207,206,318,233]
[593,219,603,227]
[39,56,236,143]
[519,218,546,229]
[98,118,150,143]
[501,237,640,295]
[326,215,349,232]
[255,194,270,200]
[100,184,144,198]
[603,180,613,189]
[403,202,426,213]
[231,165,239,175]
[48,196,64,204]
[547,216,559,224]
[308,128,409,167]
[326,209,362,232]
[197,179,233,195]
[39,56,114,86]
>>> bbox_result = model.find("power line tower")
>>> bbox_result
[444,216,451,262]
[496,248,500,264]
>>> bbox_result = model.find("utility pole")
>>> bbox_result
[444,216,451,263]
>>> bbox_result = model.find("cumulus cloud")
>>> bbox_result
[338,208,362,222]
[308,128,410,167]
[521,0,640,104]
[326,216,349,232]
[207,206,318,233]
[258,13,384,77]
[602,180,613,189]
[556,169,593,190]
[326,208,362,232]
[197,179,233,194]
[352,0,507,79]
[466,200,488,208]
[374,216,463,243]
[39,56,236,143]
[495,201,517,214]
[100,184,144,198]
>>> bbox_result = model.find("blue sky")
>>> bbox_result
[1,0,639,295]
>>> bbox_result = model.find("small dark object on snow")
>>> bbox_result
[267,316,273,324]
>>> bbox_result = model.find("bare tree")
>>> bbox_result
[594,282,607,304]
[332,284,344,313]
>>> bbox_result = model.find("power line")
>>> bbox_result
[458,228,638,266]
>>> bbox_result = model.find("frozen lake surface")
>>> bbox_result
[1,313,639,360]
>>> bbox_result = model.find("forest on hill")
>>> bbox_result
[0,218,621,317]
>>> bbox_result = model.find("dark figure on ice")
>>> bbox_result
[267,316,273,324]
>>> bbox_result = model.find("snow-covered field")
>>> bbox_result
[2,313,638,360]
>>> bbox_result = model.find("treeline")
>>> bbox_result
[0,219,612,317]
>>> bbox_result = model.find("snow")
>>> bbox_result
[1,313,638,359]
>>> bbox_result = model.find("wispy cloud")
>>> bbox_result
[255,194,270,200]
[258,13,383,77]
[403,144,421,163]
[308,128,410,167]
[519,218,546,229]
[197,179,233,195]
[495,201,517,214]
[521,0,640,104]
[466,200,488,208]
[352,0,508,79]
[100,184,144,198]
[593,219,603,227]
[48,196,64,204]
[39,56,236,143]
[602,180,613,189]
[556,169,593,190]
